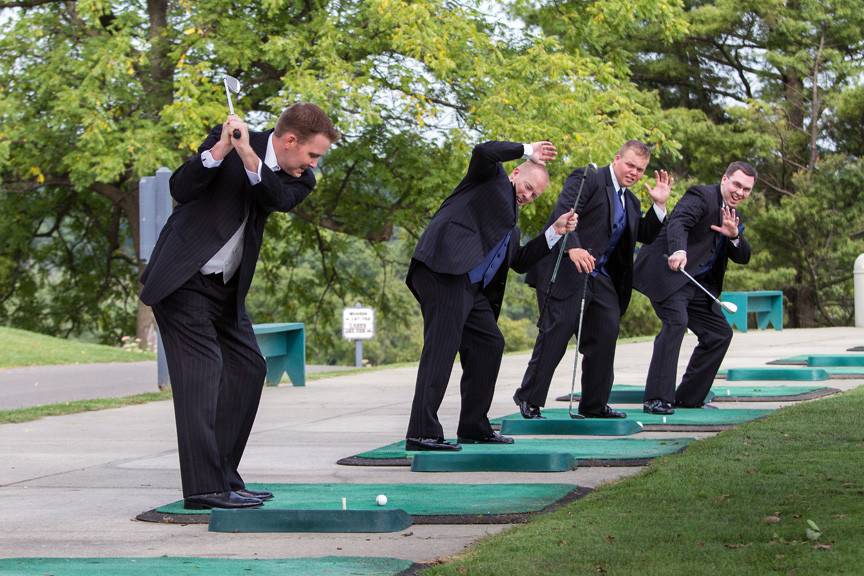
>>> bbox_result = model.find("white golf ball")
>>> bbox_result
[376,494,388,506]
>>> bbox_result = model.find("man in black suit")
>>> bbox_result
[140,104,339,509]
[405,140,578,451]
[633,161,756,414]
[513,141,671,419]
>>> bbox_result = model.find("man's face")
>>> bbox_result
[720,170,755,208]
[611,149,649,188]
[275,132,333,177]
[510,165,549,207]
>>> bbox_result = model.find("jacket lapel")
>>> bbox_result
[604,169,617,232]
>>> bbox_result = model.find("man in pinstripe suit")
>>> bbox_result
[405,140,577,451]
[140,104,339,509]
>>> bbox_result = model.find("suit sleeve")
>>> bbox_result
[168,125,224,204]
[665,188,708,254]
[637,205,663,244]
[465,141,526,183]
[252,167,317,212]
[509,228,552,273]
[558,168,594,251]
[726,221,751,264]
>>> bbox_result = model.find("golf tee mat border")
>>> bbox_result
[137,483,590,526]
[337,437,693,467]
[555,384,839,403]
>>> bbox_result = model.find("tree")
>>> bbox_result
[0,0,679,365]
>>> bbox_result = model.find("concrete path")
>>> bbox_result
[0,327,861,564]
[0,362,352,410]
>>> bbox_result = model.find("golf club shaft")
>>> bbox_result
[680,267,725,308]
[568,272,590,417]
[224,86,241,139]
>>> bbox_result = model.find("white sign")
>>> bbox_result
[342,307,375,340]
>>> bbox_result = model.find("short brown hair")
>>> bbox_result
[617,140,651,158]
[274,103,340,143]
[724,161,757,180]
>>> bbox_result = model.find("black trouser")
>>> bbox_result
[515,273,620,414]
[644,283,733,406]
[407,261,505,440]
[152,272,266,497]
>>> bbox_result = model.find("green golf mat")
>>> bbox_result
[767,354,864,367]
[556,384,838,403]
[140,483,585,525]
[494,407,771,431]
[0,557,413,576]
[719,367,828,380]
[716,367,864,380]
[338,438,692,467]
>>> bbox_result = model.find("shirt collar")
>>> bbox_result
[609,165,623,194]
[265,133,281,172]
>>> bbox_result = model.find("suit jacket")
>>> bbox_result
[525,165,663,314]
[408,141,553,318]
[633,183,751,303]
[140,126,317,318]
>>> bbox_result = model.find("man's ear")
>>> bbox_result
[280,132,298,148]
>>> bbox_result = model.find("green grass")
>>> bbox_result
[0,326,154,368]
[0,391,173,424]
[423,387,864,576]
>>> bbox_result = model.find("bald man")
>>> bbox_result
[405,140,577,451]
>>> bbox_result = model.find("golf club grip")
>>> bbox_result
[232,128,241,139]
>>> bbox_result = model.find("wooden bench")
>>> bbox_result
[253,322,305,387]
[719,290,783,332]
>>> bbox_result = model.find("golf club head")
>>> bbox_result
[720,301,738,314]
[223,75,241,94]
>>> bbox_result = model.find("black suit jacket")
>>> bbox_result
[408,141,553,318]
[633,183,751,303]
[525,165,663,314]
[140,126,317,318]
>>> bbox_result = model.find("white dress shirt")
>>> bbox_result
[198,134,281,282]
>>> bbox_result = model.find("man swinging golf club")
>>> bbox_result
[140,94,340,509]
[404,140,577,451]
[633,161,757,414]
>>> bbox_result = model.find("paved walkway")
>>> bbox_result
[0,327,861,564]
[0,362,352,410]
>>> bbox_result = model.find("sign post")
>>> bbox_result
[342,304,375,368]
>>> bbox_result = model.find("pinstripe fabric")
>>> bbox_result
[515,165,663,412]
[140,127,318,497]
[405,141,555,439]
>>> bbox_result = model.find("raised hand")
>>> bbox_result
[643,169,673,207]
[529,141,557,165]
[710,206,740,238]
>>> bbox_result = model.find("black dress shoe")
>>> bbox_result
[643,399,675,415]
[184,490,263,510]
[579,405,627,419]
[405,437,462,451]
[236,488,274,501]
[457,432,515,444]
[515,397,544,419]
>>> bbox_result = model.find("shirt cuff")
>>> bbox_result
[201,149,222,168]
[545,224,562,249]
[522,143,533,160]
[652,203,666,222]
[245,159,262,186]
[730,237,741,247]
[671,249,686,257]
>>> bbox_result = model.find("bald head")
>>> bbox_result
[510,161,550,206]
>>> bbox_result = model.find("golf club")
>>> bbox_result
[567,270,591,419]
[223,75,242,139]
[537,162,597,329]
[664,254,738,313]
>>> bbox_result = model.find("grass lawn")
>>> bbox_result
[423,387,864,576]
[0,326,154,368]
[0,391,172,424]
